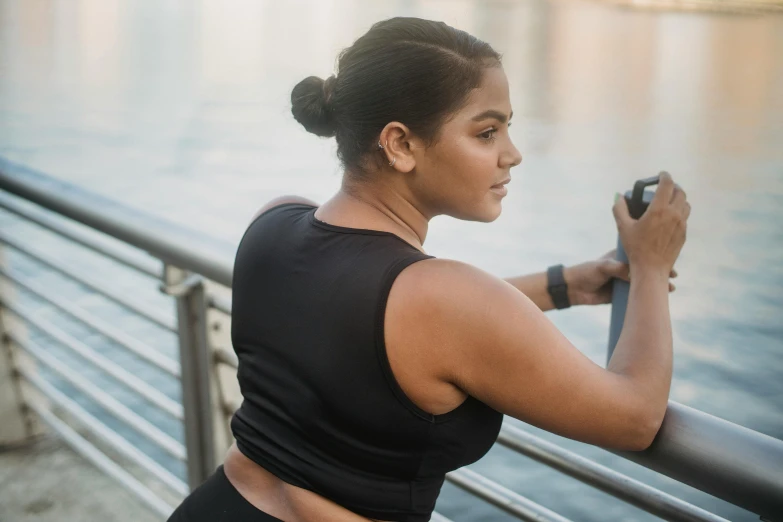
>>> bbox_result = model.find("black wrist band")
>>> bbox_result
[547,264,571,310]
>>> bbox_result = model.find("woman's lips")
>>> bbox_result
[490,178,510,195]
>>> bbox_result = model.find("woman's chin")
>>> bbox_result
[470,203,504,223]
[482,196,505,221]
[446,199,503,222]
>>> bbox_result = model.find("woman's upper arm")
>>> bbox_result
[391,258,657,451]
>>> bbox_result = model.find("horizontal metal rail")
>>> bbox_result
[613,401,783,520]
[6,331,186,461]
[213,346,238,369]
[27,400,175,518]
[19,368,189,496]
[0,267,180,377]
[209,295,232,315]
[0,232,176,332]
[497,424,729,522]
[0,157,235,287]
[0,193,161,278]
[2,300,183,420]
[446,467,572,522]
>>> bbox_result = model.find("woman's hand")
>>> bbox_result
[564,249,677,306]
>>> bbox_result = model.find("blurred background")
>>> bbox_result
[0,0,781,521]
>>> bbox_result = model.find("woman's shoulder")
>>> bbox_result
[386,256,520,352]
[382,256,525,414]
[249,195,319,224]
[392,257,514,306]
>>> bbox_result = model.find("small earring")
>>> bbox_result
[378,140,387,150]
[389,157,396,167]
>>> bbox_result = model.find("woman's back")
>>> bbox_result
[230,203,503,521]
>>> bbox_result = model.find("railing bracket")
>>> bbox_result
[159,274,203,297]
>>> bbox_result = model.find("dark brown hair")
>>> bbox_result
[291,17,501,174]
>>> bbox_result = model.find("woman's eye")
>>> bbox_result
[478,128,497,141]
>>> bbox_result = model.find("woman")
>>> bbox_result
[168,16,689,522]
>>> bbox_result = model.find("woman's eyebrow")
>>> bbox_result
[471,109,513,123]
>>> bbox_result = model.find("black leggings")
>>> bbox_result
[167,465,284,521]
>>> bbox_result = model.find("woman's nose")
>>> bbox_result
[502,143,523,168]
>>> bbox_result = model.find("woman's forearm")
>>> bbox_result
[606,267,673,427]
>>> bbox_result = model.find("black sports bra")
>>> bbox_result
[230,203,503,521]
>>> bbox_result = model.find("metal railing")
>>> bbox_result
[1,157,781,522]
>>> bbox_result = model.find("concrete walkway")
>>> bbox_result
[0,435,162,522]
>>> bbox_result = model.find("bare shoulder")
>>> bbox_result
[391,257,522,328]
[385,257,524,384]
[251,195,319,222]
[389,254,528,341]
[382,257,517,415]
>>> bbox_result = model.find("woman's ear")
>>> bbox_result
[379,122,417,173]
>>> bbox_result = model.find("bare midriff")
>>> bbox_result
[222,442,394,522]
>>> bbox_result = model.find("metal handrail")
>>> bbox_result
[5,330,186,461]
[0,157,234,286]
[0,232,176,331]
[0,267,180,376]
[0,192,161,278]
[613,402,783,520]
[27,401,175,517]
[1,298,183,419]
[446,468,573,522]
[209,294,232,315]
[19,368,189,497]
[3,158,783,520]
[497,424,729,522]
[213,345,239,369]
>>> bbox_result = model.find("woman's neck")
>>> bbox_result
[317,177,429,250]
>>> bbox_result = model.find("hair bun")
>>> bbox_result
[291,75,336,138]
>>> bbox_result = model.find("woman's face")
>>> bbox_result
[411,66,522,222]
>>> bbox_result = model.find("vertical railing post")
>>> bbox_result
[162,264,215,490]
[201,284,238,462]
[0,303,32,445]
[0,246,42,445]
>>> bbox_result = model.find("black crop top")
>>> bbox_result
[230,203,503,521]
